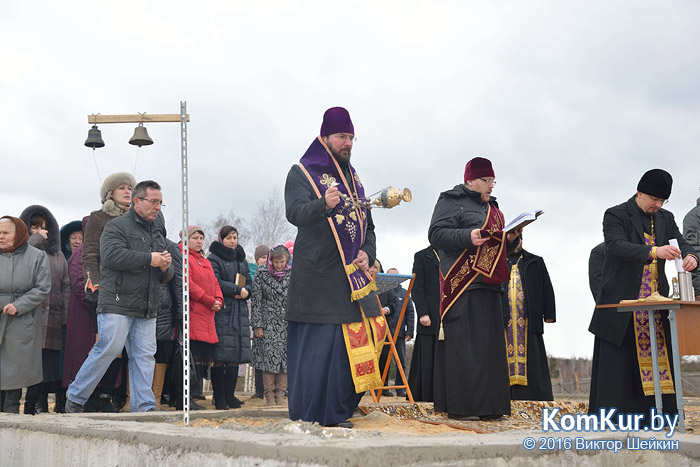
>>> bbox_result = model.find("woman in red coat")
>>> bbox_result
[181,225,223,399]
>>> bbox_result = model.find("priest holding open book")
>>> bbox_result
[428,157,522,421]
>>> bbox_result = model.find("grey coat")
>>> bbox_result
[683,197,700,294]
[251,265,289,374]
[0,243,52,390]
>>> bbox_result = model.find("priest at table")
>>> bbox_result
[588,169,698,420]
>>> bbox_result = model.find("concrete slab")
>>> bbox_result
[2,410,700,466]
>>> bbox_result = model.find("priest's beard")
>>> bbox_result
[330,147,352,164]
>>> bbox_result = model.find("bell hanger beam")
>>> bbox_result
[87,114,190,124]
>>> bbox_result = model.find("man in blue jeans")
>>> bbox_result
[67,180,173,413]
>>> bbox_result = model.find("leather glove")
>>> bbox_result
[85,289,99,312]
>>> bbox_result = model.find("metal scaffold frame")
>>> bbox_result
[84,105,193,425]
[180,101,191,426]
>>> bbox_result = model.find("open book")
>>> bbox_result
[503,210,544,233]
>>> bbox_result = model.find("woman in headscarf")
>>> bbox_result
[0,216,51,413]
[181,225,224,403]
[251,245,291,406]
[207,225,252,410]
[248,245,269,400]
[19,205,71,414]
[67,172,135,412]
[62,217,96,403]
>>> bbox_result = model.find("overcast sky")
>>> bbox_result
[2,1,700,358]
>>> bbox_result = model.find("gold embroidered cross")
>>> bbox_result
[320,174,337,187]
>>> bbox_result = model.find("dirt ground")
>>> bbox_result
[164,393,700,437]
[42,392,700,436]
[171,393,469,434]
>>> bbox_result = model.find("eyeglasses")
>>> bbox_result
[479,178,497,186]
[640,193,668,205]
[137,197,165,207]
[334,133,357,142]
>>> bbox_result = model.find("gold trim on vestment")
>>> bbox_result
[342,308,387,393]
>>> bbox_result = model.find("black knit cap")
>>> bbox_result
[637,169,673,199]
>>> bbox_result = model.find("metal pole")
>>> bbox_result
[668,309,685,433]
[180,101,190,426]
[648,310,663,413]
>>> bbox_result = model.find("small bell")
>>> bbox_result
[84,125,105,149]
[129,123,154,147]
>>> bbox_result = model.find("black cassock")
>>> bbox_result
[504,249,555,401]
[407,246,441,402]
[433,288,511,417]
[588,198,692,421]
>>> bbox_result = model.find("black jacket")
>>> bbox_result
[157,239,182,341]
[284,163,378,324]
[504,249,556,334]
[97,209,173,319]
[428,184,502,292]
[208,241,253,364]
[588,242,605,301]
[589,196,697,346]
[411,246,441,336]
[682,198,700,293]
[380,288,400,335]
[392,284,415,338]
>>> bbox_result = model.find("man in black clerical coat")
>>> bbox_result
[588,242,605,301]
[588,169,697,420]
[428,157,521,420]
[407,246,440,402]
[285,107,381,429]
[385,267,414,397]
[503,237,556,401]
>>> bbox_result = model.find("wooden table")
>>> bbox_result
[596,300,700,433]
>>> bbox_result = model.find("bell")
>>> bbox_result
[84,125,105,149]
[129,123,154,147]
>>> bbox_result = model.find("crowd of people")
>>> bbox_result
[0,107,561,423]
[4,105,695,431]
[0,175,292,414]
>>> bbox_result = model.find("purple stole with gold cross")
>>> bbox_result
[634,232,674,395]
[437,203,509,339]
[296,136,386,392]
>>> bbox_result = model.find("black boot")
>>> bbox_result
[224,365,242,408]
[210,366,229,410]
[192,365,206,400]
[253,369,264,399]
[175,391,205,411]
[24,383,42,415]
[3,389,22,414]
[100,391,116,413]
[112,357,127,411]
[37,391,49,414]
[54,389,66,413]
[84,392,101,413]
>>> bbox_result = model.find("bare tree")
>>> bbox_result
[248,186,297,252]
[196,209,247,254]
